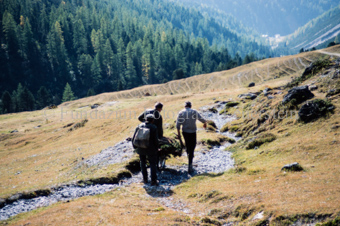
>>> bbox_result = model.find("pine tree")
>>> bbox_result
[243,54,252,65]
[125,42,137,88]
[172,69,185,80]
[13,83,24,112]
[2,11,19,56]
[194,62,203,75]
[87,88,95,97]
[36,86,52,109]
[46,21,71,85]
[1,91,12,113]
[103,39,114,78]
[62,83,75,102]
[73,19,88,55]
[78,54,93,87]
[22,18,34,61]
[91,53,102,85]
[14,84,35,111]
[20,87,35,111]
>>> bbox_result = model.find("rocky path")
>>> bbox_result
[0,103,238,221]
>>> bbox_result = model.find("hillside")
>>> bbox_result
[1,45,340,225]
[284,5,340,51]
[0,0,273,114]
[168,0,262,42]
[169,0,340,36]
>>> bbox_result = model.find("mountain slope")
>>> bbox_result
[284,5,340,51]
[170,0,340,36]
[1,45,340,225]
[0,0,274,112]
[169,0,262,41]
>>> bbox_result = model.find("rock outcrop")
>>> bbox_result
[281,162,303,172]
[298,99,334,123]
[282,85,314,105]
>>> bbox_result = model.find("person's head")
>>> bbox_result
[185,101,192,108]
[155,102,163,112]
[146,114,155,123]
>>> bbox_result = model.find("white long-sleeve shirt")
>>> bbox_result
[176,107,206,133]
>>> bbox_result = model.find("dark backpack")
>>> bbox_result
[132,123,150,148]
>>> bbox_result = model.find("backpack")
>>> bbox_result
[133,123,150,148]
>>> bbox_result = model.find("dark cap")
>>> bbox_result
[155,102,163,109]
[146,114,155,122]
[185,101,192,108]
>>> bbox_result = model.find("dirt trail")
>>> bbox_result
[298,57,307,67]
[255,68,264,81]
[317,50,340,57]
[293,58,302,70]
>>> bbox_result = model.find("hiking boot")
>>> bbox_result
[151,180,159,186]
[188,164,194,174]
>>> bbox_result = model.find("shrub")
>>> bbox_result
[220,124,229,132]
[246,133,276,149]
[206,120,217,129]
[226,101,240,108]
[229,125,239,132]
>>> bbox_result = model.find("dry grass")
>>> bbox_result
[1,46,340,225]
[4,185,190,226]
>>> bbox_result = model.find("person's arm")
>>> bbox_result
[197,111,207,129]
[176,112,183,137]
[155,111,163,138]
[138,111,146,122]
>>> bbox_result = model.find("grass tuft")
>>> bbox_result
[246,133,276,150]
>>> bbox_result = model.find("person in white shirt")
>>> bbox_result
[176,101,207,173]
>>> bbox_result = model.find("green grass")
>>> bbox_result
[246,133,276,149]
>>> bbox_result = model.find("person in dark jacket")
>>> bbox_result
[138,102,163,138]
[132,114,159,186]
[176,101,207,173]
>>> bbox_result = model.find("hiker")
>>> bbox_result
[138,102,163,138]
[176,101,207,173]
[132,114,159,186]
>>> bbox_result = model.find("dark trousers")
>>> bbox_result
[139,154,157,182]
[182,132,197,166]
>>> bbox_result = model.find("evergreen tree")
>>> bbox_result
[19,87,35,111]
[13,83,35,112]
[62,83,75,102]
[125,42,137,88]
[103,39,115,78]
[13,83,24,112]
[87,88,95,97]
[46,21,71,85]
[36,86,52,109]
[172,68,185,80]
[1,91,12,113]
[78,54,93,87]
[243,54,252,64]
[2,11,19,56]
[91,53,102,85]
[328,42,336,47]
[194,62,203,75]
[73,19,88,55]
